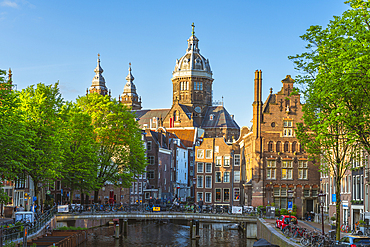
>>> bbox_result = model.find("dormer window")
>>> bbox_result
[210,114,214,120]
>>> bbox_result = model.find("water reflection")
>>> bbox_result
[82,221,256,247]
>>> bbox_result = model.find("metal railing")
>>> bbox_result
[0,207,56,245]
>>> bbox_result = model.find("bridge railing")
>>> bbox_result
[60,203,258,216]
[0,207,56,244]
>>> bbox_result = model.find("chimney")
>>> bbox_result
[231,115,234,120]
[150,119,152,129]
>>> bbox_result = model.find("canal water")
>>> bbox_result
[81,220,257,247]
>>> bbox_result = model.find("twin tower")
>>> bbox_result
[87,54,142,110]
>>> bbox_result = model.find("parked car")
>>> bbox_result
[336,235,370,246]
[275,215,298,230]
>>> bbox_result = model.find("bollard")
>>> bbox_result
[192,225,197,239]
[195,220,200,238]
[22,226,28,247]
[123,219,128,236]
[119,219,123,235]
[114,224,120,239]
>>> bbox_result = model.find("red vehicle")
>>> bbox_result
[275,215,298,230]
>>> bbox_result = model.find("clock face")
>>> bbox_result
[195,106,201,113]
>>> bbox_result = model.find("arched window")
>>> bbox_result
[292,141,297,153]
[284,142,289,152]
[268,141,273,152]
[276,141,281,153]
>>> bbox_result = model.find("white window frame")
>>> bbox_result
[197,163,204,173]
[205,176,212,188]
[215,171,222,183]
[224,172,230,183]
[205,192,212,203]
[197,175,203,188]
[234,154,240,166]
[233,188,240,201]
[197,149,204,159]
[216,156,222,167]
[224,156,230,167]
[205,163,212,173]
[206,149,212,159]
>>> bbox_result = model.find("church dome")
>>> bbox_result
[172,26,212,79]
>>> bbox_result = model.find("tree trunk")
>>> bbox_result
[336,174,341,240]
[94,190,99,203]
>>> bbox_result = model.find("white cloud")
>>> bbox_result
[0,0,18,8]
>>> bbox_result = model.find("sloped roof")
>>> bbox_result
[201,106,239,129]
[178,104,193,119]
[168,129,196,148]
[133,109,170,127]
[262,93,276,113]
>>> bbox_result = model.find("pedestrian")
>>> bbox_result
[18,204,25,212]
[12,207,17,223]
[198,199,203,213]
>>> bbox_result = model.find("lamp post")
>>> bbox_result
[318,190,326,235]
[287,188,293,220]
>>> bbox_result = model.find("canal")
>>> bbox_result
[81,220,257,246]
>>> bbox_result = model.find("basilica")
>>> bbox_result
[87,25,240,142]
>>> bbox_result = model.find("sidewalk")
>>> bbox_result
[264,218,348,238]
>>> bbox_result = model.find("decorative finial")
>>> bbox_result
[222,96,224,106]
[98,53,100,59]
[191,22,195,36]
[270,88,273,94]
[129,62,132,71]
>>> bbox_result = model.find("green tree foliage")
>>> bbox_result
[77,93,146,202]
[0,69,28,180]
[288,0,370,239]
[60,102,99,203]
[18,83,64,200]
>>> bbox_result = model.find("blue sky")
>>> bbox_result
[1,0,349,127]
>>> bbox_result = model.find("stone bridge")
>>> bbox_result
[56,212,258,238]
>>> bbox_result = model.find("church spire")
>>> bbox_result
[89,53,108,96]
[126,62,135,83]
[8,68,12,84]
[120,63,142,110]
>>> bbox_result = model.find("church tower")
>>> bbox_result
[88,54,109,96]
[172,23,213,118]
[120,63,142,110]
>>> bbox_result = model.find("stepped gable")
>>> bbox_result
[201,105,239,129]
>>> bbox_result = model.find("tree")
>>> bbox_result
[288,0,370,239]
[18,83,64,201]
[60,102,98,203]
[0,69,28,180]
[77,93,146,203]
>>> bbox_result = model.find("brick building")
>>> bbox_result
[238,70,320,218]
[194,137,241,207]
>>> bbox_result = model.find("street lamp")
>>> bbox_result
[287,188,293,221]
[318,190,326,235]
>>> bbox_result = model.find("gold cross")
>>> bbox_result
[192,22,195,36]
